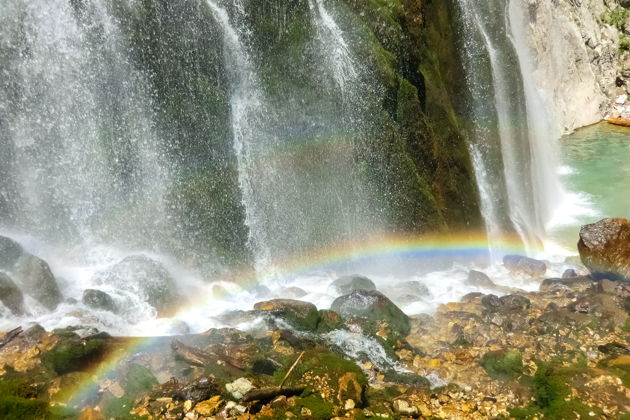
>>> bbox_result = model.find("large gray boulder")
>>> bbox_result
[0,235,62,310]
[92,255,182,316]
[0,272,25,315]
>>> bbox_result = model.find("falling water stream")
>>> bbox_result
[453,0,568,256]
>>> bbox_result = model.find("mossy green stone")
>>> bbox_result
[480,350,523,381]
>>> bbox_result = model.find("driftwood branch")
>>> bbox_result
[0,326,22,349]
[279,350,305,388]
[242,386,306,403]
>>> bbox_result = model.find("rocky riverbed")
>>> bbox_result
[1,220,630,420]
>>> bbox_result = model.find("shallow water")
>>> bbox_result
[547,123,630,247]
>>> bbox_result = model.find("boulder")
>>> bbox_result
[562,269,578,278]
[578,218,630,280]
[466,270,495,288]
[0,235,62,310]
[82,289,117,313]
[540,276,594,293]
[92,255,182,316]
[331,289,410,337]
[13,254,62,310]
[330,275,376,295]
[481,294,530,314]
[503,255,547,277]
[253,299,320,331]
[0,271,24,315]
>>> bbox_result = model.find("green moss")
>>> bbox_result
[273,349,367,389]
[510,360,599,419]
[123,364,158,397]
[0,396,51,420]
[623,317,630,332]
[98,366,155,420]
[292,394,334,419]
[480,350,523,381]
[43,336,107,375]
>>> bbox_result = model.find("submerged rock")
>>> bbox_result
[82,289,117,313]
[0,272,24,315]
[92,255,182,316]
[330,274,376,295]
[578,218,630,280]
[331,289,410,338]
[254,299,320,331]
[503,254,547,277]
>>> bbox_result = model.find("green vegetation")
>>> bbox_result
[101,364,156,420]
[509,359,599,420]
[603,6,630,31]
[43,336,107,375]
[274,350,367,388]
[480,350,523,381]
[0,379,76,420]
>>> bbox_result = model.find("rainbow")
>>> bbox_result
[201,230,531,295]
[58,230,533,410]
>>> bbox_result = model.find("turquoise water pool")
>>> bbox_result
[548,123,630,249]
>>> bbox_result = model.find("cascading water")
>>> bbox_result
[207,0,379,275]
[307,0,358,108]
[205,0,275,274]
[453,0,565,255]
[0,0,172,246]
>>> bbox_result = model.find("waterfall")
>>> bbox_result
[205,0,274,273]
[307,0,358,106]
[0,0,172,247]
[207,0,379,274]
[507,0,564,230]
[453,0,564,255]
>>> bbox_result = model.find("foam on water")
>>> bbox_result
[0,230,577,337]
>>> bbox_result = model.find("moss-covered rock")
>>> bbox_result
[43,332,108,375]
[254,299,320,331]
[480,349,523,381]
[331,289,410,339]
[274,349,367,409]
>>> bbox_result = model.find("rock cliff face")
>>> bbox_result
[525,0,630,132]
